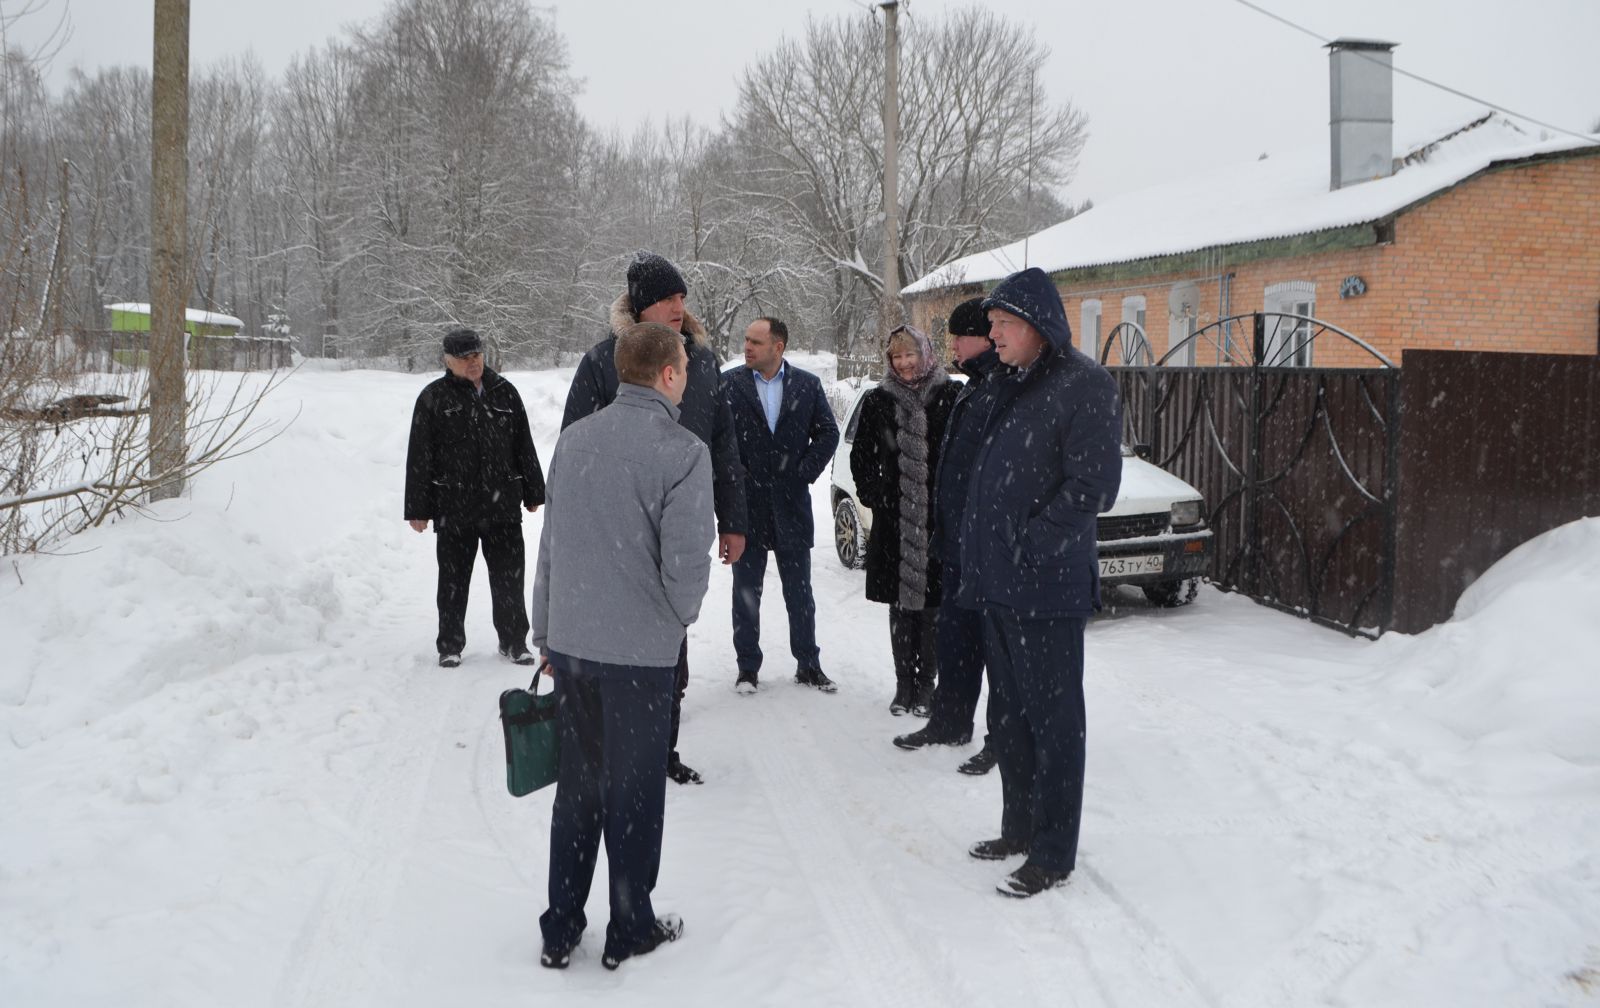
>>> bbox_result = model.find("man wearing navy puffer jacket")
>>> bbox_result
[956,267,1122,898]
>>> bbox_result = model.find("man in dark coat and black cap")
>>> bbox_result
[892,297,1005,775]
[957,268,1122,898]
[405,328,545,668]
[562,251,748,785]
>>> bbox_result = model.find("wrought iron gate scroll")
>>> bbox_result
[1103,313,1400,637]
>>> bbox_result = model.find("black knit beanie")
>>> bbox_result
[627,250,688,316]
[948,297,993,342]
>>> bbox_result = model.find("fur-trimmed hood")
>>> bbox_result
[609,292,710,347]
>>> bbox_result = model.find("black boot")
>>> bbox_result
[957,746,997,775]
[908,680,934,718]
[540,935,580,969]
[996,862,1071,898]
[666,754,703,785]
[889,681,911,716]
[894,725,972,750]
[602,914,684,970]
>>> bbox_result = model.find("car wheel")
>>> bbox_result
[1142,578,1199,607]
[833,497,866,570]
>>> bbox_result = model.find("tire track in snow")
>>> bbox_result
[271,660,460,1008]
[794,697,1216,1008]
[741,702,957,1008]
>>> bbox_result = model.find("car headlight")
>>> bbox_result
[1170,500,1203,528]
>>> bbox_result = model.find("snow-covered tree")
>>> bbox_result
[728,6,1089,354]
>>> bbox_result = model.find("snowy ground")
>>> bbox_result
[4,359,1599,1007]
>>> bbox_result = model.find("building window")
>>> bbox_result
[1081,299,1102,354]
[1121,295,1147,335]
[1263,281,1316,366]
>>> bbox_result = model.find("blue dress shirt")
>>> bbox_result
[753,362,785,433]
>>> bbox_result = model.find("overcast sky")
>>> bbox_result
[8,0,1599,204]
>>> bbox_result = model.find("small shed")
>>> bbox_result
[95,303,291,371]
[105,302,246,338]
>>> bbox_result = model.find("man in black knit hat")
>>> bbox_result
[405,328,545,668]
[562,251,748,786]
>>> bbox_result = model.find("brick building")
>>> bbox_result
[903,41,1600,369]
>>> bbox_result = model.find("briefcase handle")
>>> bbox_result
[528,656,553,693]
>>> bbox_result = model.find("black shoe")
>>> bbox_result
[601,914,683,970]
[735,671,759,695]
[795,667,838,693]
[893,726,971,750]
[997,862,1071,898]
[957,746,997,776]
[540,936,579,969]
[889,683,910,716]
[499,644,537,666]
[666,757,703,785]
[908,683,933,718]
[968,837,1029,861]
[438,652,462,668]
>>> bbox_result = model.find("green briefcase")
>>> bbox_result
[499,666,560,797]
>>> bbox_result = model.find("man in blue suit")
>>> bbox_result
[958,268,1122,899]
[720,317,841,694]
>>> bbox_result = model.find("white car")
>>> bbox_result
[829,383,1211,607]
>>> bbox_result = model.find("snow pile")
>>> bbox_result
[3,366,1599,1006]
[1373,517,1600,782]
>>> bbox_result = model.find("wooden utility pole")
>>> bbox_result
[878,1,902,351]
[149,0,190,501]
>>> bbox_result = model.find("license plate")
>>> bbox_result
[1099,554,1164,577]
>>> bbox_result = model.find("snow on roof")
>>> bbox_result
[903,114,1600,295]
[105,303,245,330]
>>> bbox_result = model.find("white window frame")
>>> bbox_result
[1121,295,1147,335]
[1263,281,1316,367]
[1080,299,1102,355]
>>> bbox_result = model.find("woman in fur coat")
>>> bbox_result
[849,325,961,716]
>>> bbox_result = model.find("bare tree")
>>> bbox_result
[728,6,1088,354]
[276,42,357,358]
[56,67,152,326]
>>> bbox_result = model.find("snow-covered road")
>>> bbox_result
[4,362,1598,1006]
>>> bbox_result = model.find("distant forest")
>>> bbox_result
[2,0,1090,365]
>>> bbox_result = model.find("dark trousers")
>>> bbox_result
[669,638,689,762]
[983,611,1087,874]
[925,565,987,741]
[731,546,821,673]
[888,605,938,693]
[434,521,527,655]
[539,650,675,958]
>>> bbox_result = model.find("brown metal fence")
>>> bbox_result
[1114,365,1400,635]
[1112,348,1600,637]
[1392,350,1600,633]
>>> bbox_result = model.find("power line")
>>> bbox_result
[1231,0,1599,147]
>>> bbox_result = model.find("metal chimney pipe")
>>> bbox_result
[1327,38,1397,190]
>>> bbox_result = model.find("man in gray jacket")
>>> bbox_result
[531,322,715,971]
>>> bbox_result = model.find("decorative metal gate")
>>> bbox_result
[1103,313,1400,637]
